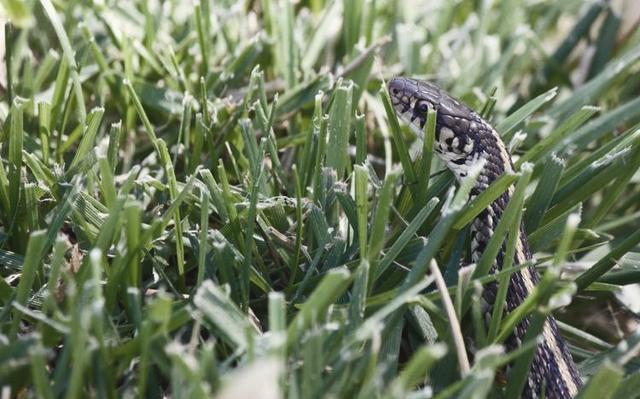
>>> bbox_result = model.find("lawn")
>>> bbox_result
[1,0,640,398]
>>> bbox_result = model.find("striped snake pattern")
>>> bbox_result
[388,77,582,398]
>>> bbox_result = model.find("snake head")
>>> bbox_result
[388,77,494,180]
[388,77,485,150]
[388,77,477,135]
[388,77,439,132]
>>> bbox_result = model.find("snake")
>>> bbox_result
[388,77,582,398]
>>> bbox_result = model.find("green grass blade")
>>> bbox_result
[10,230,47,338]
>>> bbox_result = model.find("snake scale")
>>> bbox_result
[388,77,582,398]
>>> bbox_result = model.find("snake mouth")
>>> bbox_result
[388,77,409,107]
[388,78,417,126]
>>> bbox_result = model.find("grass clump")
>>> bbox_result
[1,0,640,398]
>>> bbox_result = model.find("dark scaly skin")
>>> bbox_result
[388,77,582,398]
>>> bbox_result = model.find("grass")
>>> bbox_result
[1,0,640,398]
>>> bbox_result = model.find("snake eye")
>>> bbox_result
[416,101,429,114]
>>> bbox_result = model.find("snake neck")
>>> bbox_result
[428,116,533,267]
[466,171,582,399]
[434,120,582,399]
[428,114,532,264]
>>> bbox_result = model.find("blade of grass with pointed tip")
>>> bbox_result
[8,99,24,226]
[286,268,352,349]
[69,107,104,169]
[416,108,437,202]
[524,153,564,232]
[10,230,47,338]
[194,281,255,351]
[380,83,417,192]
[368,171,398,264]
[326,82,354,179]
[354,165,369,259]
[453,171,519,230]
[516,106,599,167]
[375,197,440,280]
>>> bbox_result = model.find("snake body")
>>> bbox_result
[388,77,582,398]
